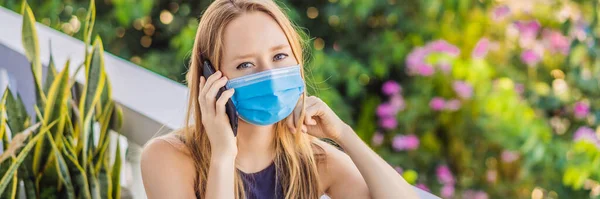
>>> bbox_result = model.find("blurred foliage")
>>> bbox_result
[3,0,600,198]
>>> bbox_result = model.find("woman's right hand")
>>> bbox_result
[198,71,237,157]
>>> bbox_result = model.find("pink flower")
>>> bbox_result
[382,80,402,96]
[436,165,455,184]
[520,49,541,66]
[573,126,598,147]
[392,134,420,151]
[372,132,384,146]
[501,150,519,163]
[463,190,489,199]
[438,62,452,73]
[425,40,461,57]
[515,20,541,39]
[515,20,541,47]
[377,103,399,118]
[514,83,525,95]
[430,97,446,111]
[445,99,461,111]
[416,183,430,192]
[379,117,398,130]
[417,64,435,76]
[492,5,510,21]
[453,81,474,99]
[573,101,590,119]
[394,166,403,174]
[406,40,459,76]
[440,184,455,198]
[486,170,497,183]
[543,29,571,55]
[389,94,406,111]
[406,47,430,76]
[472,38,490,59]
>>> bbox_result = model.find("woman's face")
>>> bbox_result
[220,11,298,79]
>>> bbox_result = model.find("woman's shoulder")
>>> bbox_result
[140,130,198,198]
[311,138,366,197]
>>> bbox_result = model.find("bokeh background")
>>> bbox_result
[2,0,600,198]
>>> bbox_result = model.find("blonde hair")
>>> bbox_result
[182,0,324,198]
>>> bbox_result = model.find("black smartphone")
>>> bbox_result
[203,59,238,136]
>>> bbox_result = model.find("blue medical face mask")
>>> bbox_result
[225,65,305,126]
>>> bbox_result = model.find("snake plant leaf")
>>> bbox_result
[0,157,18,199]
[60,136,92,199]
[98,158,112,199]
[43,41,58,95]
[0,122,49,195]
[33,61,70,176]
[87,163,101,199]
[93,101,114,173]
[111,139,121,199]
[78,37,106,170]
[83,0,96,51]
[46,132,75,199]
[20,0,46,109]
[5,89,30,137]
[0,90,7,143]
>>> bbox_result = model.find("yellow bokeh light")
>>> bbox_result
[307,7,319,19]
[531,187,543,199]
[141,36,152,48]
[314,38,324,50]
[160,10,174,24]
[328,15,340,26]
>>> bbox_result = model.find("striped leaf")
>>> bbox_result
[20,0,46,108]
[33,61,71,176]
[5,89,30,137]
[60,136,91,199]
[46,132,75,199]
[43,41,58,95]
[0,121,53,195]
[87,163,101,199]
[98,158,112,199]
[83,0,96,50]
[77,37,106,170]
[0,90,7,143]
[111,140,121,199]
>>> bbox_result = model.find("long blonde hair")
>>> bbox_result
[182,0,324,198]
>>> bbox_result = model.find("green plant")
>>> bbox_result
[0,0,124,198]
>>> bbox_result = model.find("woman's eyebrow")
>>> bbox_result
[233,44,290,61]
[270,44,289,52]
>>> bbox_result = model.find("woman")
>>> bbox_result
[141,0,418,198]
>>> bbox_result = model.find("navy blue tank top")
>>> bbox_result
[238,162,284,199]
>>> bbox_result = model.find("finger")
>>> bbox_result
[291,95,304,129]
[304,104,320,125]
[204,76,228,115]
[205,76,228,103]
[286,116,295,133]
[201,71,223,96]
[301,125,307,133]
[215,89,235,116]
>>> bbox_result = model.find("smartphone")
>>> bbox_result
[203,60,238,136]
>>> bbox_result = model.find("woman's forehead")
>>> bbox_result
[222,12,290,58]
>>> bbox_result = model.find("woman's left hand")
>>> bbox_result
[287,96,347,141]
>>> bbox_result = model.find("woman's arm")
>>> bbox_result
[204,152,237,199]
[335,125,418,198]
[297,96,419,199]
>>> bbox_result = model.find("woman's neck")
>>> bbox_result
[235,120,276,173]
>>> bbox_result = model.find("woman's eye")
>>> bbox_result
[236,62,255,70]
[273,53,288,61]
